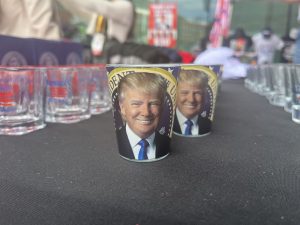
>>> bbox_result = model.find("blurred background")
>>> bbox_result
[57,0,299,52]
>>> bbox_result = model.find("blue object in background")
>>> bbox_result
[0,35,83,66]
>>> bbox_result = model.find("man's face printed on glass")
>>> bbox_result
[119,86,163,139]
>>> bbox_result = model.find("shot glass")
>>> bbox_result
[251,65,261,93]
[254,65,266,95]
[291,64,300,123]
[262,64,274,100]
[106,64,179,162]
[45,66,91,123]
[268,64,286,107]
[283,64,293,113]
[173,64,218,137]
[88,64,112,115]
[0,67,46,135]
[245,65,259,92]
[244,66,254,90]
[255,64,273,97]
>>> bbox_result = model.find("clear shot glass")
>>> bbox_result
[0,67,46,135]
[88,64,112,115]
[45,66,91,123]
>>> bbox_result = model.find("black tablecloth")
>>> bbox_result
[1,79,300,225]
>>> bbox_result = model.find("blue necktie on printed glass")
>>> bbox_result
[138,139,149,160]
[184,119,193,135]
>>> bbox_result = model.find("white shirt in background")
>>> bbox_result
[252,33,284,64]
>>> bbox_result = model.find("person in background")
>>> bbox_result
[224,27,253,57]
[173,69,211,136]
[116,72,170,161]
[57,0,134,44]
[280,28,297,63]
[281,0,300,63]
[0,0,61,40]
[57,0,135,63]
[251,27,284,64]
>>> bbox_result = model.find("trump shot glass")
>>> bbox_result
[173,64,219,137]
[106,64,179,162]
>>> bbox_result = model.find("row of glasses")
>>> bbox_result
[0,64,111,135]
[244,63,300,124]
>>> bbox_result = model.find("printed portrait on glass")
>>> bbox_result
[107,66,178,162]
[173,65,218,137]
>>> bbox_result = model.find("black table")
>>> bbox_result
[1,79,300,225]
